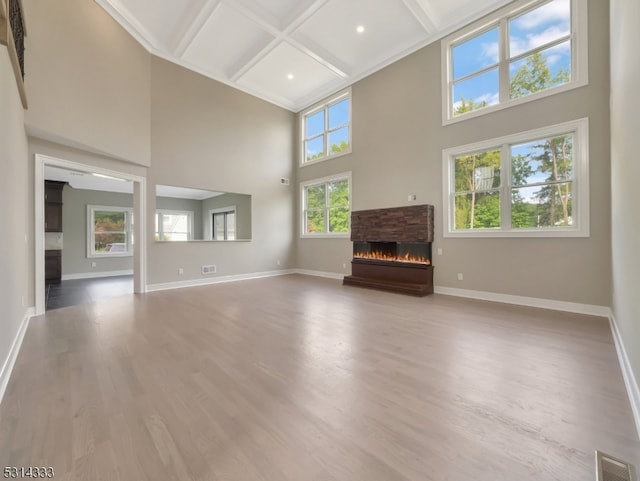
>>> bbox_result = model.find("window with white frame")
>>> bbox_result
[155,210,193,241]
[210,207,236,241]
[443,118,589,237]
[442,0,587,123]
[301,173,351,236]
[87,205,133,256]
[301,89,351,165]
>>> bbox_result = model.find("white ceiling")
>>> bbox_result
[44,165,224,199]
[95,0,512,112]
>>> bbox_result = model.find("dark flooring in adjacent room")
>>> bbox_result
[45,275,133,310]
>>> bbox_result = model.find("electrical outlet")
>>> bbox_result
[178,267,184,275]
[91,262,96,268]
[457,273,464,281]
[408,194,417,201]
[342,263,347,269]
[277,259,281,266]
[437,248,443,255]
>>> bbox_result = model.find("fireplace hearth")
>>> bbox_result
[343,205,434,296]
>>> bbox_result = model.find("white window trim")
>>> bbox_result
[442,118,589,238]
[155,209,194,241]
[208,206,237,241]
[300,171,352,238]
[300,88,352,166]
[87,205,134,257]
[441,0,588,125]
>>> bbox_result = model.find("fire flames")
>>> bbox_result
[354,251,431,265]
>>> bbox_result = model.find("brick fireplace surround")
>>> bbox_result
[343,204,434,296]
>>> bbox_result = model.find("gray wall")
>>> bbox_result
[0,48,30,389]
[147,57,296,285]
[610,0,640,409]
[61,187,134,277]
[297,0,612,307]
[22,0,151,166]
[202,192,252,240]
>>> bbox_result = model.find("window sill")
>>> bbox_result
[442,79,588,127]
[300,233,350,239]
[443,227,589,239]
[300,149,352,168]
[154,239,252,243]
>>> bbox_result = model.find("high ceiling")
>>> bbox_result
[95,0,512,112]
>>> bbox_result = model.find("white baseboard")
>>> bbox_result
[146,269,296,292]
[0,307,34,406]
[434,285,610,317]
[61,270,133,281]
[293,273,610,316]
[294,269,344,280]
[608,310,640,440]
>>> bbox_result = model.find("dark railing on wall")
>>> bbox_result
[8,0,24,78]
[0,0,27,107]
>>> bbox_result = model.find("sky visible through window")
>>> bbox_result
[452,0,571,111]
[510,134,573,204]
[305,98,349,161]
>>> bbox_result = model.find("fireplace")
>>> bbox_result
[343,205,434,296]
[353,241,431,265]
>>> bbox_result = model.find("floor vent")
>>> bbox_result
[596,451,635,481]
[201,264,216,275]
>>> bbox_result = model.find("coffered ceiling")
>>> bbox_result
[95,0,512,112]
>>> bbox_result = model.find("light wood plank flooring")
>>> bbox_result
[1,274,638,480]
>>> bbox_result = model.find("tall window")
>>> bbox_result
[210,207,236,240]
[155,210,193,241]
[443,118,589,237]
[87,205,133,256]
[301,89,351,165]
[442,0,587,123]
[301,173,351,236]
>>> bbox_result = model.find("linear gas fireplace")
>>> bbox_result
[354,242,431,264]
[343,205,434,296]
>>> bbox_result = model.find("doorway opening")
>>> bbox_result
[34,154,147,315]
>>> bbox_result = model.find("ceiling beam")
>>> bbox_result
[401,0,439,32]
[171,0,223,57]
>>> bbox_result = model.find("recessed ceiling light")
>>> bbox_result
[287,73,294,80]
[356,25,365,34]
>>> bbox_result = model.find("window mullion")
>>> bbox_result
[498,17,510,103]
[127,212,132,249]
[324,183,329,233]
[453,63,500,84]
[324,106,329,156]
[502,143,512,230]
[509,35,572,64]
[449,156,456,233]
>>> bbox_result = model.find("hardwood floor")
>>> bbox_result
[1,274,638,480]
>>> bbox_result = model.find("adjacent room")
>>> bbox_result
[43,165,135,310]
[1,0,639,480]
